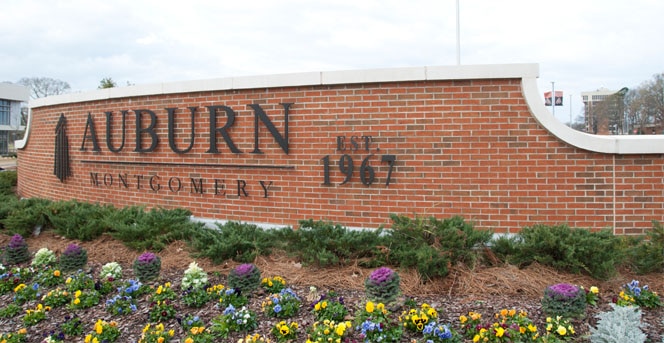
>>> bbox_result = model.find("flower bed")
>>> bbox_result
[0,235,663,342]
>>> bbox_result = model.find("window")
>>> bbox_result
[0,100,10,125]
[0,131,7,155]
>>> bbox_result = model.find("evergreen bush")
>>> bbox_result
[110,207,203,252]
[1,198,52,237]
[504,224,622,280]
[46,200,115,241]
[626,220,664,274]
[188,221,276,263]
[386,214,492,280]
[0,170,17,195]
[272,219,386,268]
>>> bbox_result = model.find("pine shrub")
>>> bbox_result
[188,221,276,263]
[386,214,492,280]
[1,198,52,237]
[110,207,203,252]
[505,224,622,280]
[46,200,115,241]
[627,220,664,274]
[272,219,385,268]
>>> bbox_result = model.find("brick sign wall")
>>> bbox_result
[16,64,664,234]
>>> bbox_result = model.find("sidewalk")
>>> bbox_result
[0,157,17,171]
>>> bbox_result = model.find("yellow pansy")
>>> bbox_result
[495,327,505,337]
[365,302,375,313]
[556,325,567,336]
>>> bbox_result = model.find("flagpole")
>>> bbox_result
[456,0,460,65]
[551,82,555,117]
[569,94,572,127]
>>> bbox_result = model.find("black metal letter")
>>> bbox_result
[134,109,158,152]
[105,111,127,152]
[80,113,100,152]
[250,103,291,154]
[206,106,240,154]
[167,107,196,154]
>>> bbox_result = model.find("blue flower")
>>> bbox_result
[223,304,236,315]
[273,304,282,313]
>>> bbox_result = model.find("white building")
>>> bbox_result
[581,87,619,134]
[0,83,29,155]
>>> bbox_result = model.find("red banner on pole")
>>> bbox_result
[544,91,563,106]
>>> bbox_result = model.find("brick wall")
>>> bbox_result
[16,65,664,234]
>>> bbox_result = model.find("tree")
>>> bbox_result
[98,77,117,89]
[625,73,664,134]
[17,77,71,99]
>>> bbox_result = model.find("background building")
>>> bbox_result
[581,88,616,134]
[0,83,29,155]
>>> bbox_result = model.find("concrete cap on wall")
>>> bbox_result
[20,63,664,155]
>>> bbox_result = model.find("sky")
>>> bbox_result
[2,0,663,124]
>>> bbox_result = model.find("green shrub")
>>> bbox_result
[188,221,276,264]
[488,234,521,264]
[626,221,664,274]
[110,207,203,252]
[47,200,116,241]
[1,198,52,236]
[0,194,19,227]
[273,219,386,268]
[0,171,17,196]
[505,224,622,280]
[386,215,492,280]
